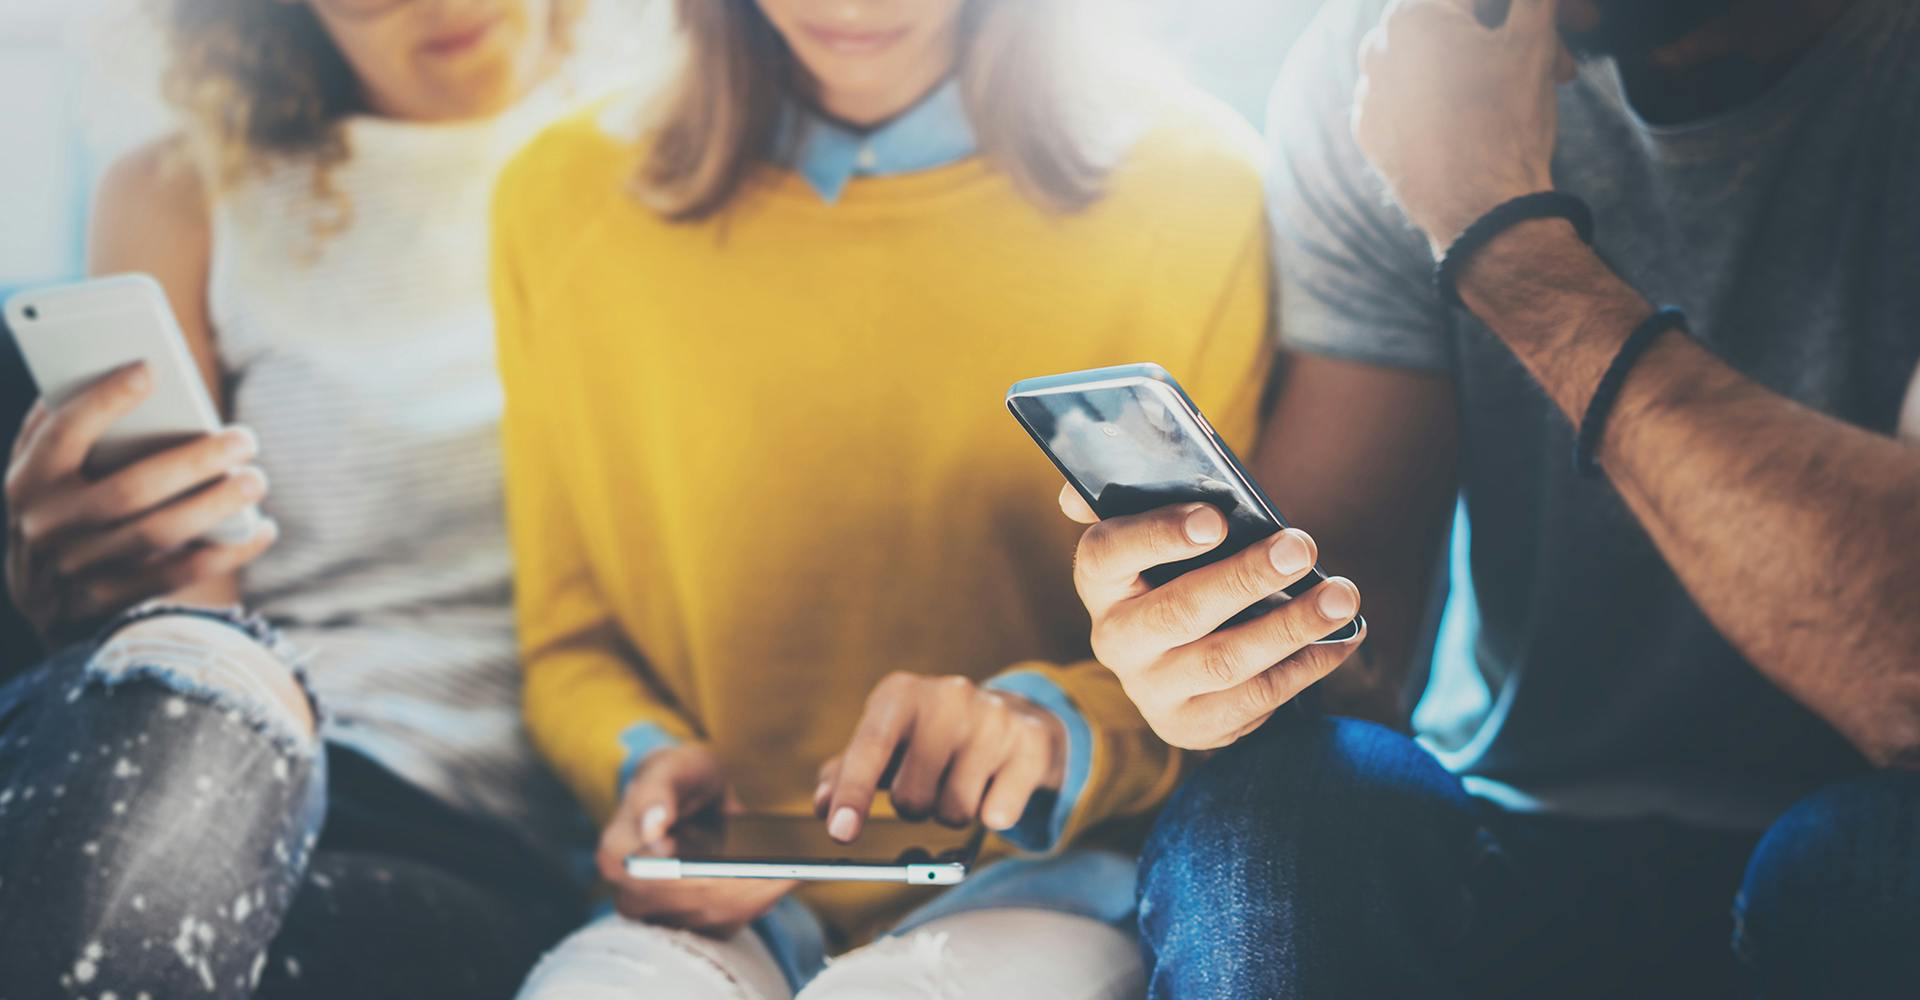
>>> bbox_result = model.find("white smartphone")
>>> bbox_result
[625,816,983,885]
[5,273,260,545]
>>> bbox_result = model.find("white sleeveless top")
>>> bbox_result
[207,94,585,851]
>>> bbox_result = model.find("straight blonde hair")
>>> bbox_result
[640,0,1142,221]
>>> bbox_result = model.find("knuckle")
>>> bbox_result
[1260,601,1314,652]
[136,517,177,552]
[1143,590,1203,642]
[97,476,144,517]
[1224,551,1279,601]
[15,511,51,547]
[1237,668,1285,720]
[1193,641,1245,689]
[1075,521,1118,576]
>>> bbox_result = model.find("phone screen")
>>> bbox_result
[1009,377,1317,596]
[666,816,984,867]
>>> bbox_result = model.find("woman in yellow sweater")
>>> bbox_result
[496,0,1272,994]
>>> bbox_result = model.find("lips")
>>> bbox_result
[799,23,912,55]
[420,17,500,57]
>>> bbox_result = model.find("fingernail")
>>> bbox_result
[233,466,268,500]
[985,809,1013,830]
[641,805,668,840]
[1317,578,1360,620]
[829,807,859,842]
[1269,530,1313,576]
[222,426,258,461]
[123,362,151,390]
[1184,506,1224,545]
[813,781,830,805]
[258,517,279,542]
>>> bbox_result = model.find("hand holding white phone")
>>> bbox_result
[4,274,275,641]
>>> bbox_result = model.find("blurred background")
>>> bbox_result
[0,0,1326,293]
[0,0,1479,735]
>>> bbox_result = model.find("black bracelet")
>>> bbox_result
[1433,192,1595,309]
[1573,306,1690,479]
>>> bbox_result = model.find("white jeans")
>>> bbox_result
[517,907,1145,999]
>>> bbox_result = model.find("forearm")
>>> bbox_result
[524,637,701,823]
[1254,355,1461,731]
[1460,222,1920,765]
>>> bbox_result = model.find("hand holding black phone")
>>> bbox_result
[1006,362,1362,643]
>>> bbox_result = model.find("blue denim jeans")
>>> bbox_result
[1139,712,1920,999]
[0,608,580,999]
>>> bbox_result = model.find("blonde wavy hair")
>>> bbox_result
[153,0,586,187]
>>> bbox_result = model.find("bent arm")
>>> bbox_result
[88,136,239,609]
[1250,353,1460,729]
[1458,221,1920,767]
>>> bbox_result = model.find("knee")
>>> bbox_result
[90,610,317,743]
[1736,770,1920,993]
[1141,714,1468,905]
[518,915,780,1000]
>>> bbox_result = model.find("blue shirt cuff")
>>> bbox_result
[984,671,1093,853]
[615,722,681,801]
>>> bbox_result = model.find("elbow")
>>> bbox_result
[1843,679,1920,771]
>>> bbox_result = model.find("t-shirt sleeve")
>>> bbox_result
[1267,0,1454,374]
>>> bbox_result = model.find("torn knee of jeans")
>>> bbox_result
[815,929,959,998]
[83,606,321,754]
[523,924,763,1000]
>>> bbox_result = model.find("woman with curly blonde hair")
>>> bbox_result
[0,2,629,996]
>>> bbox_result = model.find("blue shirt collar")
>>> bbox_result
[775,78,976,203]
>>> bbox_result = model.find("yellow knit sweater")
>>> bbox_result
[492,95,1273,944]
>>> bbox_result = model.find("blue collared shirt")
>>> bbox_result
[774,78,978,203]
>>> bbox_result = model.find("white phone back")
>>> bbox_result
[5,274,259,544]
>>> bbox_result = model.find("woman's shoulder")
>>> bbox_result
[93,134,212,261]
[1104,82,1269,223]
[495,91,651,229]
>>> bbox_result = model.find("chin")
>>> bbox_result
[422,64,524,121]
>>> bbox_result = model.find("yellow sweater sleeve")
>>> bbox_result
[492,153,699,824]
[1004,194,1277,848]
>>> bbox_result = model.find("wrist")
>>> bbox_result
[1003,692,1070,790]
[1417,177,1554,257]
[1454,218,1656,421]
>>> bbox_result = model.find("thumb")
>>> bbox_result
[626,749,722,844]
[1504,0,1559,41]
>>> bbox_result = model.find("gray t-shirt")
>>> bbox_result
[1271,0,1920,828]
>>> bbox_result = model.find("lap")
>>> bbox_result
[1735,768,1920,995]
[256,744,583,1000]
[520,907,1142,1000]
[0,624,579,1000]
[800,908,1142,1000]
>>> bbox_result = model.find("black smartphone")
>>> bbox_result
[1006,362,1362,643]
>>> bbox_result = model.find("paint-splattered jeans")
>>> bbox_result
[0,606,580,999]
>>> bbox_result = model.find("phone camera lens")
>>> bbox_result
[22,305,37,321]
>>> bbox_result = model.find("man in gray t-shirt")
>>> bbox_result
[1057,0,1920,995]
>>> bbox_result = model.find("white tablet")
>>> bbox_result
[625,816,985,886]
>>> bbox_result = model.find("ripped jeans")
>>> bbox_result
[0,606,580,999]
